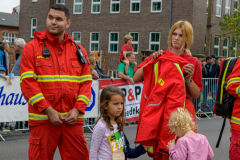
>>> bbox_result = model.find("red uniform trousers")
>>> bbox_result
[229,129,240,160]
[28,123,89,160]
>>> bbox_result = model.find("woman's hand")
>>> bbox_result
[151,50,163,60]
[184,64,194,81]
[167,139,175,148]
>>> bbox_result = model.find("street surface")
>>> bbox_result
[0,116,230,160]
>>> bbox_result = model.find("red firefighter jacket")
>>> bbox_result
[20,29,92,126]
[226,58,240,132]
[135,51,189,155]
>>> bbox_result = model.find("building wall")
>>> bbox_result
[19,0,238,67]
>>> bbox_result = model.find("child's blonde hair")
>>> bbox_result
[168,108,197,133]
[124,34,133,44]
[96,85,125,131]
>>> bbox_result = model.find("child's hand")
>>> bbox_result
[167,139,175,148]
[8,78,13,85]
[142,145,150,151]
[133,61,137,67]
[3,76,9,81]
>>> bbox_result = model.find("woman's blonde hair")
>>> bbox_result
[89,56,99,78]
[96,85,125,131]
[168,108,197,133]
[169,20,193,56]
[124,34,133,44]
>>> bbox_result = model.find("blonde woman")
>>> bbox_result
[134,21,203,160]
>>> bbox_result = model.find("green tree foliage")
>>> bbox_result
[219,5,240,57]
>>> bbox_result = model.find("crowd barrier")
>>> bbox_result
[192,78,218,119]
[0,77,219,141]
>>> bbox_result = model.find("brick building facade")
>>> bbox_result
[19,0,239,73]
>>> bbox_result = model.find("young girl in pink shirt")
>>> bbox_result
[168,108,214,160]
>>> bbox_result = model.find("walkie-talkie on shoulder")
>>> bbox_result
[74,42,87,64]
[42,40,51,57]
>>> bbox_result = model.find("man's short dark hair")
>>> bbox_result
[50,4,70,20]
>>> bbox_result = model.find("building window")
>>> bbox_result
[151,0,162,12]
[130,0,141,13]
[91,0,101,14]
[2,32,18,45]
[31,18,37,38]
[32,0,38,2]
[225,0,231,15]
[223,38,229,57]
[216,0,222,17]
[149,32,160,51]
[90,32,100,52]
[234,0,239,13]
[110,0,120,13]
[72,32,81,44]
[109,32,119,53]
[74,0,83,14]
[129,32,139,53]
[214,36,220,56]
[56,0,65,4]
[232,39,237,57]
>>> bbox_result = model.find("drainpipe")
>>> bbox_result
[169,0,173,33]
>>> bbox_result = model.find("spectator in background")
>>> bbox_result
[119,34,134,77]
[200,58,208,78]
[2,42,10,73]
[0,46,8,75]
[11,38,28,129]
[12,38,26,76]
[203,54,220,103]
[206,56,210,64]
[89,56,99,80]
[0,66,14,131]
[89,55,114,81]
[117,52,137,84]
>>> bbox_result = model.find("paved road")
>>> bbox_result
[0,117,230,160]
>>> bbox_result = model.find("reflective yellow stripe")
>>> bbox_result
[174,63,186,109]
[231,116,240,125]
[36,75,92,83]
[220,59,232,104]
[226,77,240,89]
[20,71,37,83]
[29,93,45,106]
[154,62,159,84]
[174,62,186,142]
[29,112,84,121]
[174,63,184,80]
[77,95,90,105]
[237,86,240,97]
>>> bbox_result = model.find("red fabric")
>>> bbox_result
[20,29,92,126]
[136,51,190,157]
[229,129,240,160]
[226,58,240,131]
[134,49,203,95]
[28,123,89,160]
[153,152,169,160]
[120,44,133,60]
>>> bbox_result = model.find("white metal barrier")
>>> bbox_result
[191,78,218,119]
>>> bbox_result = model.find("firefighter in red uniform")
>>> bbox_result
[133,21,202,160]
[226,58,240,160]
[20,4,92,160]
